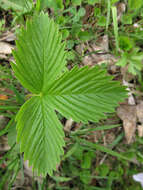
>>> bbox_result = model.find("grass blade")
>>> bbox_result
[71,124,120,136]
[106,0,111,31]
[79,139,132,162]
[112,6,119,52]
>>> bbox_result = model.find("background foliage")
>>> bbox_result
[0,0,143,189]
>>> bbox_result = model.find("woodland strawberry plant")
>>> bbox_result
[11,13,127,176]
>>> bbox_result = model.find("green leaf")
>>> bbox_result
[11,13,66,94]
[79,170,91,184]
[121,14,133,24]
[81,152,94,169]
[40,0,64,10]
[111,0,119,5]
[128,0,143,9]
[96,164,109,176]
[47,66,127,123]
[78,30,94,41]
[61,29,70,40]
[63,143,79,160]
[119,36,134,51]
[94,7,101,17]
[71,0,82,6]
[0,0,33,12]
[78,7,86,17]
[16,96,65,176]
[97,16,106,26]
[88,0,99,5]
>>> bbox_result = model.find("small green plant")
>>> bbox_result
[116,48,143,75]
[121,0,143,25]
[0,0,33,12]
[119,36,134,51]
[11,13,127,176]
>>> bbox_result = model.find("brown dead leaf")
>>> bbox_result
[89,131,103,143]
[75,35,119,67]
[105,132,116,144]
[136,101,143,123]
[81,35,116,66]
[137,125,143,137]
[83,5,94,24]
[136,102,143,137]
[13,171,25,187]
[116,2,126,21]
[0,94,8,100]
[64,118,74,132]
[123,80,135,105]
[0,88,14,95]
[0,115,8,130]
[117,105,136,144]
[0,42,14,54]
[121,66,135,82]
[0,54,7,59]
[76,43,85,55]
[0,135,10,152]
[0,31,16,42]
[74,122,82,131]
[24,160,43,183]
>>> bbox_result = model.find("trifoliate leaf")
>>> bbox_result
[12,13,127,176]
